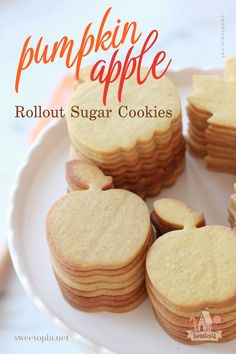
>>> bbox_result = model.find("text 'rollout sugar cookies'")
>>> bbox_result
[66,67,185,199]
[46,161,153,312]
[187,56,236,174]
[146,198,236,344]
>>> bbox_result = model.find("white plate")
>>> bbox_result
[8,69,236,354]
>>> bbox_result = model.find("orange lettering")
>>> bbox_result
[95,7,112,51]
[15,36,33,92]
[14,6,171,101]
[50,36,75,63]
[72,23,94,78]
[122,22,141,45]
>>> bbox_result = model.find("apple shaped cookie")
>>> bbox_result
[46,161,153,312]
[146,198,236,344]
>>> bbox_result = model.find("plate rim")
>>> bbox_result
[7,67,224,354]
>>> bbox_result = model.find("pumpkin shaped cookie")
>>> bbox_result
[66,67,185,198]
[187,56,236,174]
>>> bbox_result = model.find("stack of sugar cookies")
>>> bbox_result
[46,161,153,312]
[146,198,236,344]
[187,56,236,174]
[229,183,236,228]
[66,67,185,199]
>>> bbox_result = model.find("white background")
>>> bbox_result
[0,0,236,353]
